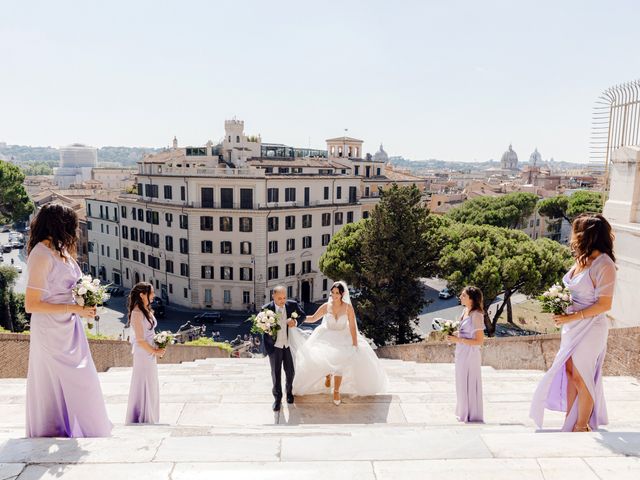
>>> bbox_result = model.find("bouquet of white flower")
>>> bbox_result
[153,331,173,349]
[72,275,110,328]
[247,309,281,339]
[431,318,460,335]
[538,284,573,315]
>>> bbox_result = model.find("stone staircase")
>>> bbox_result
[1,358,639,479]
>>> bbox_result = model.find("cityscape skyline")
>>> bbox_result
[2,0,640,163]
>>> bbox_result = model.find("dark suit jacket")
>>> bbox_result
[262,300,307,355]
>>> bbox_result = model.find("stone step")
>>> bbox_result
[1,356,639,478]
[4,456,640,480]
[1,428,639,465]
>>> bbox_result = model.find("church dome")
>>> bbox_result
[373,144,388,162]
[529,148,542,166]
[501,144,518,169]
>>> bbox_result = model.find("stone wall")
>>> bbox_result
[0,333,230,379]
[376,326,640,378]
[603,146,640,328]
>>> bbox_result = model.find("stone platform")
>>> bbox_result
[1,358,639,479]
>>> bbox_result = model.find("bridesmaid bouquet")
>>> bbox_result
[440,319,461,336]
[432,318,460,340]
[72,275,110,328]
[153,331,173,348]
[247,309,281,339]
[538,284,573,315]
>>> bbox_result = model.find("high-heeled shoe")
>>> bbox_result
[333,390,341,406]
[572,424,592,432]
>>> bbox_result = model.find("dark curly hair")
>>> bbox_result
[27,203,78,258]
[570,213,615,267]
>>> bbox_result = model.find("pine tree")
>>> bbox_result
[320,184,437,345]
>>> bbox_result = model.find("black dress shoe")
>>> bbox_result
[272,400,281,412]
[287,393,294,404]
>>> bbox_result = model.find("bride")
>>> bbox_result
[289,281,389,405]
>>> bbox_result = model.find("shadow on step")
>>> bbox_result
[596,431,640,456]
[279,395,394,425]
[0,437,90,475]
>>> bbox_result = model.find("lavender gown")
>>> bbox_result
[25,243,112,438]
[125,310,159,424]
[530,253,616,431]
[454,310,484,423]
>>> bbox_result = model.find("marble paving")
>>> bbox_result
[0,358,639,479]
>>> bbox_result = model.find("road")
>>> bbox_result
[2,232,253,342]
[90,295,256,342]
[6,237,529,341]
[0,232,27,294]
[417,278,528,334]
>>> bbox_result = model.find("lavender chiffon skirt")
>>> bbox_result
[455,343,484,422]
[530,315,608,431]
[125,348,160,424]
[26,312,112,438]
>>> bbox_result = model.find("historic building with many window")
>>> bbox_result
[86,120,426,311]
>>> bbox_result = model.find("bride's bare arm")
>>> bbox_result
[304,303,328,323]
[347,304,357,346]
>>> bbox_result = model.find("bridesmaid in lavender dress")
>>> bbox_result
[125,282,164,424]
[24,204,112,438]
[530,213,617,432]
[447,286,485,423]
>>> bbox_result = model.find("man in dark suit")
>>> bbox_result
[263,285,306,411]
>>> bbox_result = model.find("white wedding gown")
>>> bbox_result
[289,311,389,396]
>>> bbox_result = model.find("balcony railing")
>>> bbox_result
[117,195,361,210]
[188,199,360,209]
[159,166,265,177]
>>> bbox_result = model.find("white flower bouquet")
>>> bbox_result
[538,284,573,315]
[153,331,173,349]
[72,275,110,328]
[431,317,461,340]
[247,309,281,339]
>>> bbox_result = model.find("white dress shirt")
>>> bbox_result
[273,303,289,349]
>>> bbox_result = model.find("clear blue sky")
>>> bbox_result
[2,0,639,163]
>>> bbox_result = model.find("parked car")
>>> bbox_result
[14,265,22,273]
[10,241,24,249]
[1,225,11,233]
[106,286,124,297]
[193,312,222,323]
[2,244,12,253]
[438,287,455,299]
[151,298,165,317]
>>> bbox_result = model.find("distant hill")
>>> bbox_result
[388,156,588,172]
[0,144,163,166]
[97,146,164,165]
[0,145,59,163]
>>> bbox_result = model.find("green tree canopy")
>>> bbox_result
[437,223,572,335]
[318,220,368,287]
[537,190,603,223]
[20,161,55,176]
[446,192,539,229]
[319,184,438,345]
[0,160,34,224]
[0,265,20,331]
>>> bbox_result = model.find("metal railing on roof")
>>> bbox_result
[590,79,640,195]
